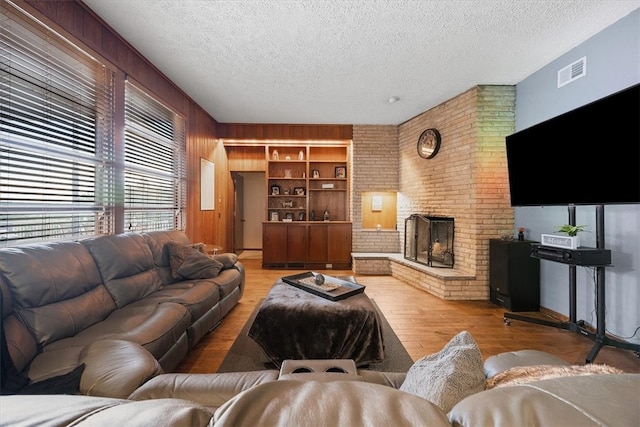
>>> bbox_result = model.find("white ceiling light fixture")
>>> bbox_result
[388,96,400,104]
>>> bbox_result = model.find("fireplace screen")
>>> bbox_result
[404,215,454,268]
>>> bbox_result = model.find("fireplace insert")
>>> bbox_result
[404,215,454,268]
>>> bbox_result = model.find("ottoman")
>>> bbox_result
[247,279,384,367]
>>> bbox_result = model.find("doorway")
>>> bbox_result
[232,172,265,251]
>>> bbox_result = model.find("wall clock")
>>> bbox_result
[417,128,441,159]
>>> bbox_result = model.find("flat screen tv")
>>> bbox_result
[505,83,640,206]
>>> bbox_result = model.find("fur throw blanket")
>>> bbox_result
[486,363,625,389]
[247,281,384,367]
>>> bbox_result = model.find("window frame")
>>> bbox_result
[123,80,186,233]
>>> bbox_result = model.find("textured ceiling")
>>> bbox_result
[81,0,640,125]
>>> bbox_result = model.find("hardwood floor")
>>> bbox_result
[175,256,640,374]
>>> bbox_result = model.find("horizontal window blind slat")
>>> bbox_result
[0,212,101,245]
[0,136,105,166]
[2,76,99,150]
[0,205,106,212]
[1,48,105,110]
[2,81,99,133]
[124,118,175,146]
[1,12,106,104]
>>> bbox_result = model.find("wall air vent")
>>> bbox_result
[557,56,586,88]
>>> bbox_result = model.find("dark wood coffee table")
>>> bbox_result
[247,278,384,367]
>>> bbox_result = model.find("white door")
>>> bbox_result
[240,172,265,249]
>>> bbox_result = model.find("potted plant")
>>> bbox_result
[554,224,587,237]
[541,224,587,249]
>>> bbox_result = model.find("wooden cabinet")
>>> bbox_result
[267,146,307,222]
[225,140,351,267]
[263,223,308,265]
[307,146,348,222]
[262,223,289,264]
[326,223,352,263]
[263,143,351,268]
[266,144,349,223]
[307,222,352,265]
[489,239,540,312]
[263,222,351,269]
[307,225,329,263]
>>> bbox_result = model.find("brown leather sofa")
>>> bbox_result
[1,351,637,426]
[0,230,244,398]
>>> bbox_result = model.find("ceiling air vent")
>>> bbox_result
[557,57,586,88]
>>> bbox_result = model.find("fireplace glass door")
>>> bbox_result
[404,215,454,268]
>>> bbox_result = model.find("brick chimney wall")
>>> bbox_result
[351,125,401,252]
[352,85,516,298]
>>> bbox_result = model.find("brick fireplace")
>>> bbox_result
[351,85,516,300]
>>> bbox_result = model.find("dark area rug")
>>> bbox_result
[217,299,414,373]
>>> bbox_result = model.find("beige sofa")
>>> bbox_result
[2,351,637,426]
[0,230,244,398]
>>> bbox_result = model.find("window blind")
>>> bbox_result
[0,1,115,246]
[124,81,185,232]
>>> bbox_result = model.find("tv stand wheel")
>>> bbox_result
[504,317,511,326]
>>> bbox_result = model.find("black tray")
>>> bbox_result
[281,271,365,301]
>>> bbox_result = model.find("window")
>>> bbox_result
[124,81,186,232]
[0,1,115,247]
[0,2,186,247]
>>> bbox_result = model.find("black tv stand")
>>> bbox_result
[504,205,640,363]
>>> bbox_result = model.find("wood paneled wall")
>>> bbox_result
[219,123,353,140]
[225,146,267,172]
[185,104,230,249]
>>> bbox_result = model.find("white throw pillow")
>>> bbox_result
[399,330,485,413]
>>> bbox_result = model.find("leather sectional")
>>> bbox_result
[2,232,637,425]
[1,351,637,426]
[0,230,244,398]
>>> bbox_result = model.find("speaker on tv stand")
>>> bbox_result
[489,239,540,312]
